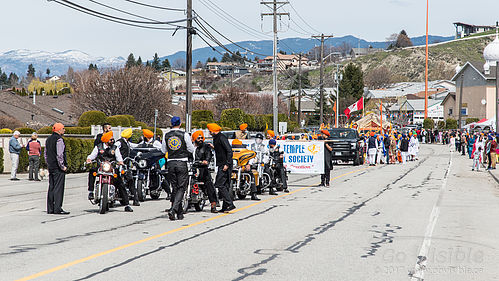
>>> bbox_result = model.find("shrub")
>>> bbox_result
[198,121,208,129]
[437,121,446,130]
[78,111,107,127]
[17,148,29,173]
[14,127,36,134]
[0,128,13,134]
[123,115,136,126]
[219,108,246,130]
[134,121,148,128]
[445,118,458,129]
[466,118,480,124]
[192,110,214,123]
[37,126,52,134]
[0,148,3,173]
[64,137,95,173]
[64,127,91,135]
[130,129,143,144]
[106,115,131,127]
[423,118,435,129]
[0,115,23,129]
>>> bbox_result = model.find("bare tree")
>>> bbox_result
[386,33,398,49]
[364,66,392,89]
[395,30,413,48]
[72,66,173,126]
[173,58,186,70]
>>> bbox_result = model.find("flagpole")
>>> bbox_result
[424,0,429,119]
[362,97,365,117]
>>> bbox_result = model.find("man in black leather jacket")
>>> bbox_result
[192,130,218,213]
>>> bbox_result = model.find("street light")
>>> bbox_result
[334,66,343,128]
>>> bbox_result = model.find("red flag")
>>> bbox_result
[344,97,364,119]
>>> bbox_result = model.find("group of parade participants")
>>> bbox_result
[85,118,288,220]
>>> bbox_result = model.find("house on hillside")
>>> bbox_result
[205,62,249,77]
[389,99,444,125]
[159,70,186,81]
[454,22,496,39]
[349,47,383,58]
[260,54,309,71]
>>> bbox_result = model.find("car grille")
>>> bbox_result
[331,141,351,150]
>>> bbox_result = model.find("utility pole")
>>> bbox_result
[185,0,194,132]
[261,1,289,132]
[169,67,173,96]
[297,53,302,126]
[312,34,334,125]
[334,64,342,128]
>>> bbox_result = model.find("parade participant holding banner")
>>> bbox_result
[319,130,333,187]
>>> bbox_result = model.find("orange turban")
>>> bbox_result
[101,131,113,143]
[321,129,330,137]
[143,129,154,139]
[370,132,375,137]
[239,123,248,130]
[192,130,204,142]
[232,139,242,146]
[207,123,221,133]
[52,123,64,132]
[267,130,275,137]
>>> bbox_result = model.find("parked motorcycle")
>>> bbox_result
[268,149,287,191]
[253,151,271,193]
[231,147,257,200]
[181,161,207,213]
[130,148,166,201]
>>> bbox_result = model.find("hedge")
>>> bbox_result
[193,110,214,123]
[219,108,246,129]
[14,127,36,134]
[0,148,3,173]
[37,126,91,135]
[445,118,458,129]
[0,128,13,134]
[134,121,148,128]
[466,118,480,124]
[437,121,446,130]
[78,111,107,127]
[64,137,95,173]
[106,115,131,127]
[423,118,435,129]
[17,148,29,173]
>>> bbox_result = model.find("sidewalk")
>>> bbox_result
[451,149,499,184]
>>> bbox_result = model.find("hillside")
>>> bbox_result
[353,35,494,82]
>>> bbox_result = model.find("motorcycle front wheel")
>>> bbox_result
[150,189,161,200]
[182,188,189,213]
[137,179,146,202]
[99,184,108,214]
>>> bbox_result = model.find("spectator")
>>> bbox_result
[488,135,497,170]
[9,131,22,181]
[27,132,42,181]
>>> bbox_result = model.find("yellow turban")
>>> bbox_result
[121,128,133,139]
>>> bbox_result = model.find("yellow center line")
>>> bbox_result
[15,167,369,281]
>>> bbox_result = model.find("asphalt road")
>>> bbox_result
[1,144,498,281]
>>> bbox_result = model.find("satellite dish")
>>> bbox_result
[481,99,487,105]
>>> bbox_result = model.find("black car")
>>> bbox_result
[327,128,364,166]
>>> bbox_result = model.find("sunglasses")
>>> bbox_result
[197,136,203,140]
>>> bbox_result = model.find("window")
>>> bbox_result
[461,108,468,116]
[448,108,453,115]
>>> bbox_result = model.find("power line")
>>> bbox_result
[123,0,185,12]
[288,1,320,34]
[50,0,179,30]
[55,0,188,25]
[88,0,185,27]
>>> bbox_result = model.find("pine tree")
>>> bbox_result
[145,61,151,67]
[46,68,50,77]
[212,57,218,62]
[136,56,143,66]
[126,53,136,68]
[206,57,212,63]
[195,61,204,69]
[151,53,161,71]
[395,30,413,48]
[161,58,171,70]
[221,52,231,62]
[338,63,364,111]
[8,73,19,86]
[27,64,36,77]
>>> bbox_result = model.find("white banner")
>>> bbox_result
[236,139,325,174]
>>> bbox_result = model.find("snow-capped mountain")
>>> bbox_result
[0,49,126,76]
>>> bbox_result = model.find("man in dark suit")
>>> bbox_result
[45,123,69,215]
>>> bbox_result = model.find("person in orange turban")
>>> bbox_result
[191,129,218,212]
[100,131,114,143]
[192,130,204,142]
[235,123,248,139]
[267,130,275,139]
[207,123,222,133]
[231,139,245,148]
[143,129,154,140]
[139,129,162,149]
[320,129,330,137]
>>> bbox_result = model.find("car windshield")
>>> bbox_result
[329,129,357,139]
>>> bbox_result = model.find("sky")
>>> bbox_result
[1,0,499,59]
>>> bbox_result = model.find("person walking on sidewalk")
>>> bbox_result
[27,132,42,181]
[9,131,22,181]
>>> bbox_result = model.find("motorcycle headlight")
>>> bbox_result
[351,143,357,149]
[102,162,112,172]
[138,159,147,168]
[233,159,238,167]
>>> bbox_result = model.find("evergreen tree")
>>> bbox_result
[136,56,143,66]
[291,72,311,89]
[46,68,50,77]
[88,63,98,71]
[206,57,212,63]
[151,53,161,71]
[161,58,171,70]
[195,61,204,69]
[145,61,151,67]
[126,53,136,68]
[278,50,287,55]
[338,63,364,110]
[221,52,231,62]
[212,57,218,62]
[8,73,19,86]
[0,72,7,86]
[27,64,36,77]
[232,51,243,63]
[254,56,260,62]
[395,30,413,48]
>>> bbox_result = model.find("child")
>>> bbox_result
[473,146,482,171]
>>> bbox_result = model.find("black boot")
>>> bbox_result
[167,209,176,220]
[251,193,261,201]
[269,187,277,195]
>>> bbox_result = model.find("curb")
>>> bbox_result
[488,170,499,184]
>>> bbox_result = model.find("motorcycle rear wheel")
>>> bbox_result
[150,190,161,200]
[182,189,189,213]
[99,184,108,214]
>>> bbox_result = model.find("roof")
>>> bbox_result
[451,61,498,81]
[263,53,307,61]
[367,81,456,99]
[453,22,495,28]
[441,92,456,105]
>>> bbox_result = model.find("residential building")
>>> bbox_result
[349,47,383,58]
[260,54,309,71]
[453,22,495,39]
[205,62,249,77]
[389,99,444,125]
